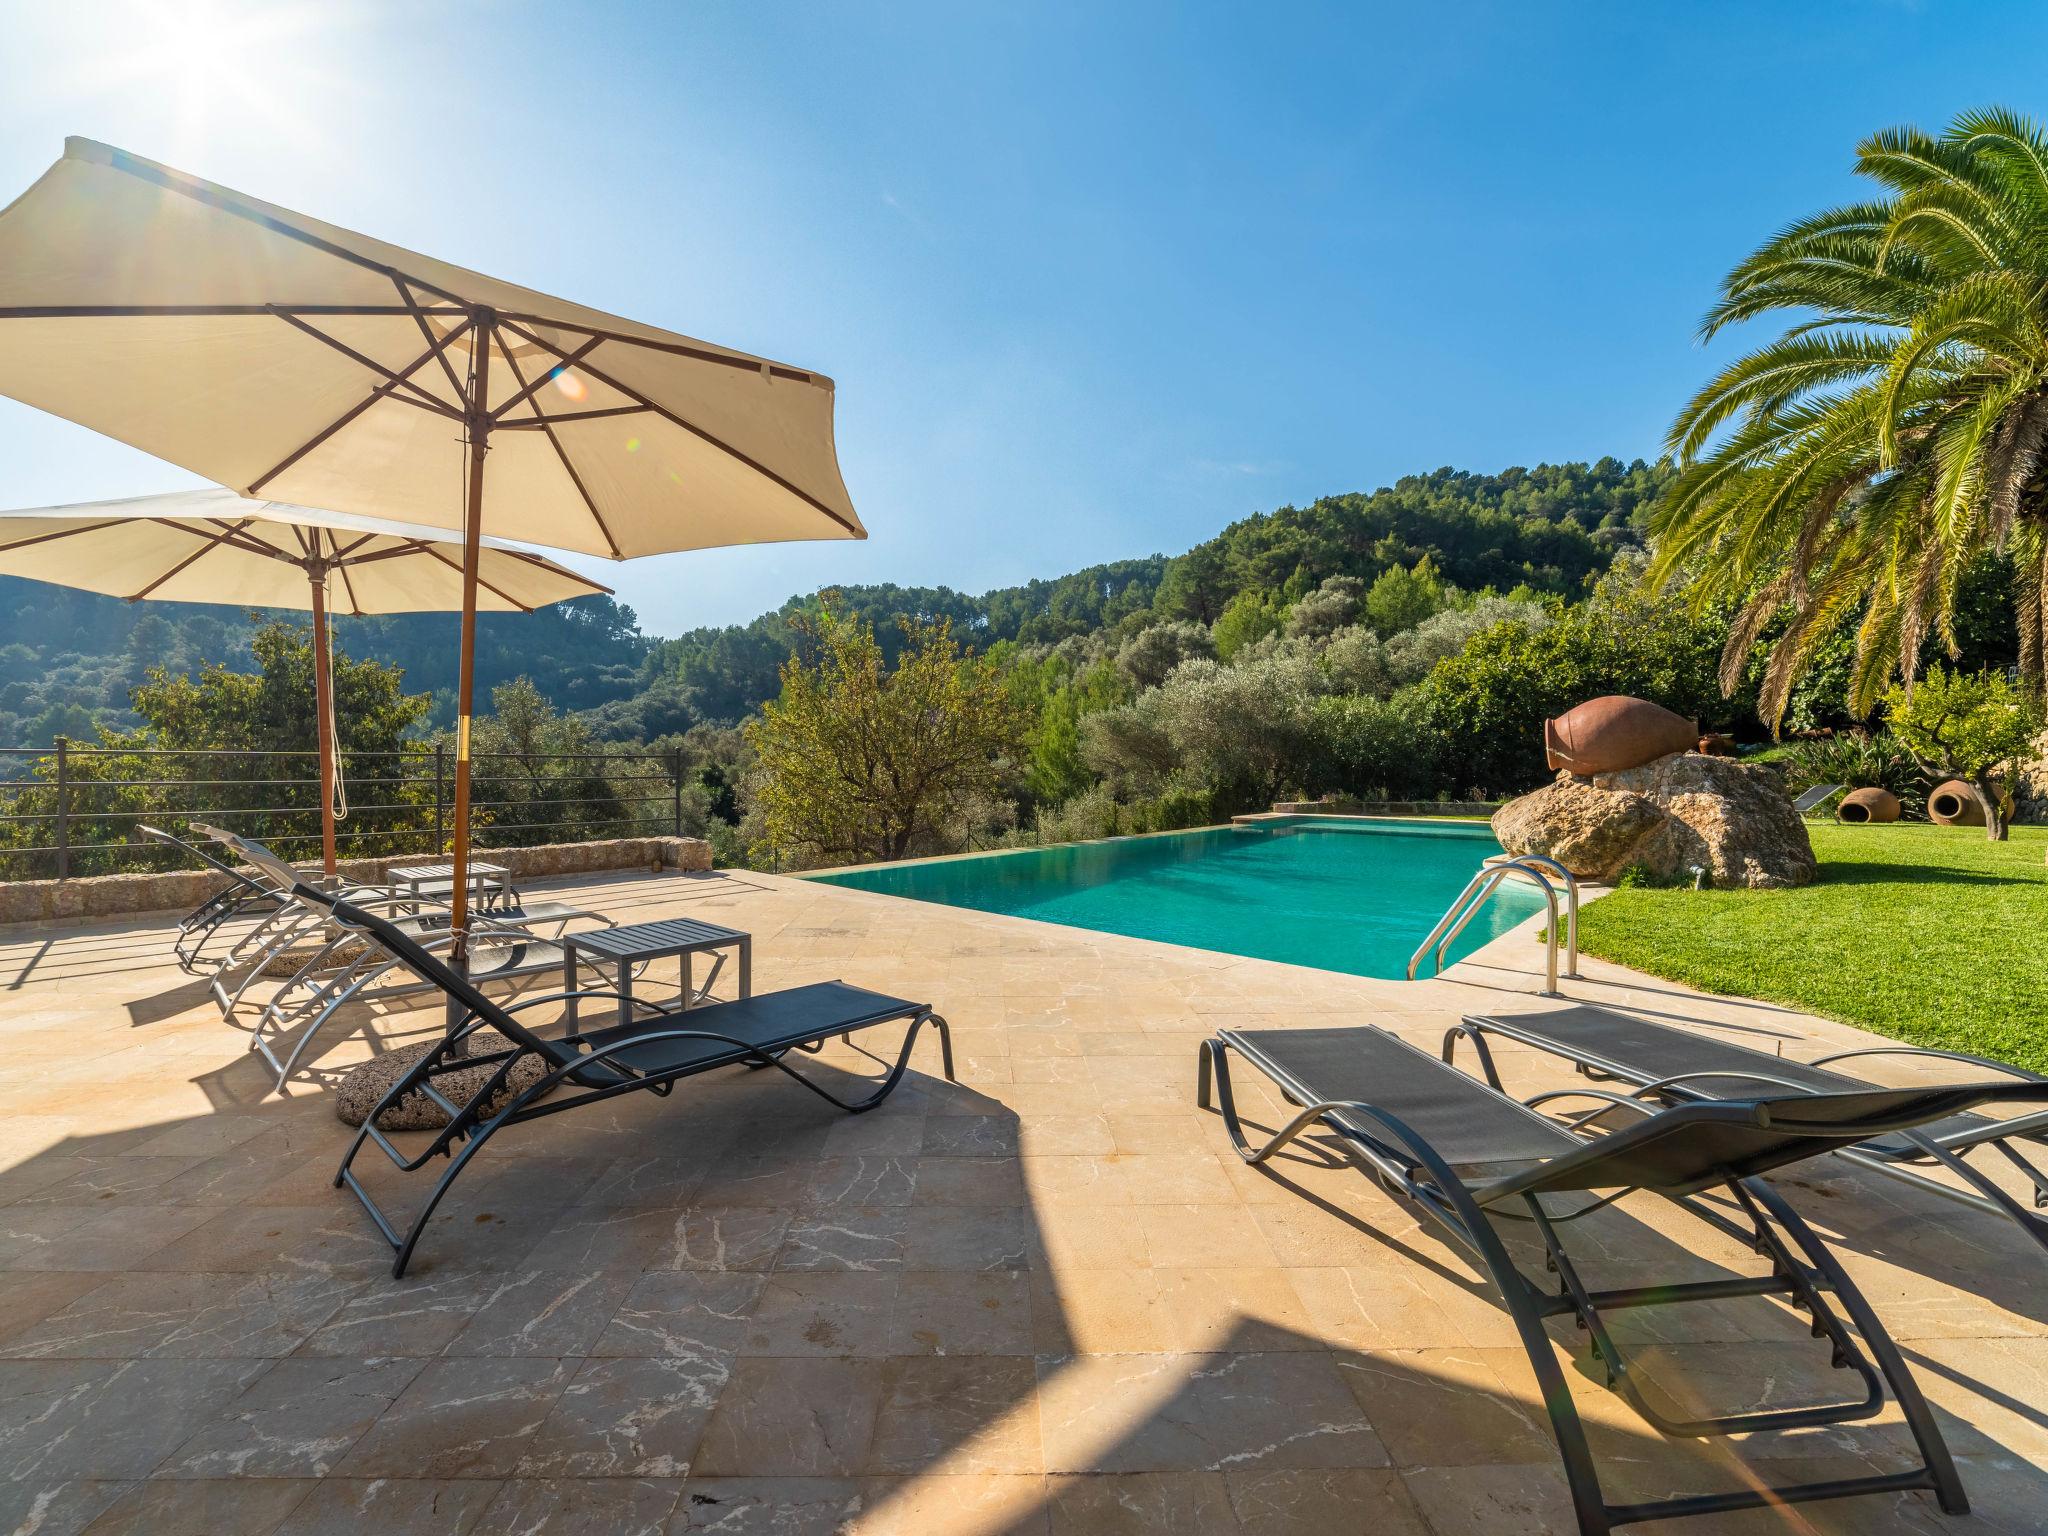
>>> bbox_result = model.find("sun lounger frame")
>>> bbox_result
[1191,1024,2048,1532]
[1447,1004,2048,1256]
[299,883,952,1277]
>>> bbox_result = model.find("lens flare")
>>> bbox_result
[551,367,588,403]
[624,436,641,453]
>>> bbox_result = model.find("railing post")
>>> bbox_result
[433,742,447,854]
[53,735,69,880]
[671,745,684,838]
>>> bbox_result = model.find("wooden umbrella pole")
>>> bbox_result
[309,563,339,877]
[447,308,493,965]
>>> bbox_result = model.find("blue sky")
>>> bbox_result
[2,0,2045,635]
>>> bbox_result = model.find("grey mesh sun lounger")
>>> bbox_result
[303,882,952,1277]
[1447,1004,2048,1256]
[188,826,613,1088]
[139,823,287,969]
[1198,1023,2048,1533]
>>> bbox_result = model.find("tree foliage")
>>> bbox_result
[1881,664,2045,838]
[1654,107,2048,726]
[745,607,1027,866]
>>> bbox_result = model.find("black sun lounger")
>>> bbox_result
[1197,1024,2048,1534]
[140,823,287,968]
[1447,1004,2048,1257]
[306,882,953,1277]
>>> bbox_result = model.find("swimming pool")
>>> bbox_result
[809,817,1542,980]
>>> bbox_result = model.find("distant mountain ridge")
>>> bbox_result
[0,457,1669,745]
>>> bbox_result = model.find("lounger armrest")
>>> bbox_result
[1808,1045,2047,1083]
[1632,1067,1845,1098]
[1523,1086,1661,1135]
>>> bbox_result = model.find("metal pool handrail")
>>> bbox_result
[1407,854,1579,995]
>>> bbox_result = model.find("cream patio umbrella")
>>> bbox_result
[0,138,863,947]
[0,487,610,876]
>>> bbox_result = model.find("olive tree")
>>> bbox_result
[1880,665,2044,841]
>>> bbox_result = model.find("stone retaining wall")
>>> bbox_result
[0,836,713,928]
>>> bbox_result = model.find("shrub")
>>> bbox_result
[1305,692,1442,800]
[1778,731,1929,819]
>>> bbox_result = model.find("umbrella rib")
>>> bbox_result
[268,309,463,419]
[173,519,291,562]
[494,405,649,428]
[334,553,365,616]
[498,315,860,537]
[0,519,125,554]
[393,275,472,408]
[246,316,476,496]
[490,335,604,422]
[416,542,535,612]
[493,310,822,382]
[128,519,255,600]
[494,342,624,558]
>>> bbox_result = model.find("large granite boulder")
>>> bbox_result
[1493,751,1815,889]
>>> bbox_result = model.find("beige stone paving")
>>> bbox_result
[0,866,2039,1534]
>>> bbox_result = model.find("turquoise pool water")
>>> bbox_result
[810,817,1541,980]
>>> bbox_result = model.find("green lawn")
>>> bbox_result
[1575,824,2048,1073]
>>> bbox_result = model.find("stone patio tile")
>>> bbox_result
[522,1205,709,1270]
[138,1206,396,1279]
[444,1267,642,1357]
[332,1356,575,1477]
[691,1357,894,1478]
[153,1356,426,1477]
[663,1476,866,1533]
[1335,1349,1555,1466]
[1029,1270,1176,1356]
[1036,1353,1386,1474]
[2,1271,358,1359]
[899,1271,1034,1357]
[742,1273,903,1357]
[4,1205,222,1271]
[515,1356,728,1476]
[0,1272,115,1353]
[1397,1457,1580,1535]
[1013,1114,1116,1157]
[1042,1472,1238,1533]
[267,1477,505,1535]
[655,1207,797,1271]
[477,1478,683,1534]
[920,1116,1019,1159]
[0,1479,129,1536]
[590,1271,764,1361]
[0,1358,273,1479]
[865,1355,1040,1474]
[581,1153,718,1207]
[293,1271,489,1357]
[820,1111,928,1158]
[853,1473,1050,1534]
[911,1157,1026,1207]
[74,1477,314,1535]
[1283,1266,1489,1350]
[7,1156,211,1208]
[902,1204,1031,1271]
[1129,1204,1280,1269]
[1148,1269,1324,1353]
[1225,1467,1430,1535]
[1026,1203,1153,1271]
[776,1207,908,1272]
[804,1157,921,1208]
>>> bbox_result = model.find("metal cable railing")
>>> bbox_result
[0,738,703,879]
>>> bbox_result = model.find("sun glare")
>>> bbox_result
[32,0,364,166]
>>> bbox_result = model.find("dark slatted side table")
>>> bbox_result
[561,917,752,1028]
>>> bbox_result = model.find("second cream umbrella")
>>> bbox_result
[0,488,610,875]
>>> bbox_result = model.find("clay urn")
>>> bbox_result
[1696,733,1737,757]
[1543,696,1701,775]
[1837,786,1901,824]
[1927,779,1986,827]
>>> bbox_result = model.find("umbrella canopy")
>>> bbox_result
[0,488,609,614]
[0,489,610,874]
[0,138,863,942]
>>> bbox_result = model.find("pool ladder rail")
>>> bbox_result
[1408,853,1579,996]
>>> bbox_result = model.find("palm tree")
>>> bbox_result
[1651,107,2048,729]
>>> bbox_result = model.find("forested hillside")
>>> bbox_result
[628,458,1669,734]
